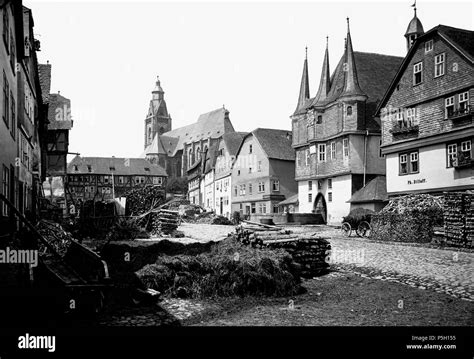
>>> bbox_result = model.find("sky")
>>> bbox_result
[23,0,473,160]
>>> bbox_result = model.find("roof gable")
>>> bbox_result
[376,25,474,115]
[235,128,294,162]
[347,176,387,203]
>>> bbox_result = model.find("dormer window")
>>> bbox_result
[346,106,353,116]
[109,166,115,171]
[144,167,150,172]
[87,165,92,172]
[74,165,78,172]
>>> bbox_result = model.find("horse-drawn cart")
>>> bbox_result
[341,208,374,238]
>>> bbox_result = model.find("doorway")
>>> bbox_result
[313,193,327,224]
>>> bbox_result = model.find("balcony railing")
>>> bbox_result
[453,152,472,169]
[390,123,419,136]
[447,105,473,121]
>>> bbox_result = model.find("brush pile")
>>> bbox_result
[124,185,167,216]
[135,237,301,299]
[36,220,74,257]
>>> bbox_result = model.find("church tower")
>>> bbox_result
[144,76,172,149]
[405,4,424,52]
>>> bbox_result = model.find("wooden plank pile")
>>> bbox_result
[443,192,474,248]
[156,210,180,235]
[234,220,331,278]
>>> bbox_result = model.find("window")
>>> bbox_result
[343,138,349,158]
[9,33,15,72]
[425,40,433,53]
[242,184,246,196]
[308,180,312,191]
[3,8,9,51]
[410,152,419,173]
[308,193,312,203]
[318,144,326,162]
[447,144,458,168]
[234,186,238,196]
[406,108,418,127]
[316,115,322,124]
[305,148,310,166]
[251,202,256,214]
[2,165,9,216]
[434,53,445,77]
[346,106,352,116]
[328,192,332,202]
[273,205,279,214]
[297,150,303,167]
[461,140,471,153]
[248,183,252,194]
[379,139,384,158]
[3,71,9,127]
[104,176,109,184]
[318,181,322,190]
[10,93,15,138]
[262,203,267,214]
[152,177,162,185]
[118,176,124,184]
[459,92,469,113]
[330,142,336,160]
[73,165,78,172]
[248,167,252,173]
[87,165,92,172]
[272,180,280,192]
[237,170,240,176]
[413,62,423,85]
[328,178,332,189]
[445,97,455,119]
[257,161,262,172]
[399,154,408,174]
[249,144,252,154]
[396,109,404,126]
[258,181,265,192]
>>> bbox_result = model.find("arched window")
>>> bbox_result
[347,106,353,116]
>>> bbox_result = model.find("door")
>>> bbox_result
[220,197,223,215]
[314,193,327,224]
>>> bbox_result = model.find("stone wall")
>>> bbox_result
[443,192,474,248]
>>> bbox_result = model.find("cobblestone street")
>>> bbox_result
[287,225,474,302]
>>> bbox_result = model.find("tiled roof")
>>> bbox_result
[203,142,219,174]
[347,176,387,203]
[252,128,295,161]
[222,131,247,157]
[67,156,167,176]
[47,93,73,130]
[298,52,402,115]
[144,107,235,158]
[438,25,474,62]
[38,63,51,104]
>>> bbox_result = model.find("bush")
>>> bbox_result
[232,211,241,224]
[211,216,232,225]
[135,238,301,298]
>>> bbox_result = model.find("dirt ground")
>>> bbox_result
[176,271,474,326]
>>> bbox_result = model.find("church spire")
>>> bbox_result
[313,36,331,105]
[152,75,164,100]
[294,47,310,114]
[340,18,366,99]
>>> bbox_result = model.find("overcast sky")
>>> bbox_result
[24,0,473,160]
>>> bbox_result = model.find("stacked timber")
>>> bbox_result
[234,220,331,277]
[443,192,473,248]
[157,210,180,235]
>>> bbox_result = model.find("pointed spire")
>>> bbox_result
[312,36,331,105]
[341,17,366,99]
[294,48,310,114]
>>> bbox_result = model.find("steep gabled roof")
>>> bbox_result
[376,25,474,116]
[46,93,73,130]
[278,193,299,206]
[38,63,52,104]
[347,176,387,203]
[144,107,235,158]
[222,131,247,157]
[67,156,167,177]
[294,53,310,114]
[237,128,294,161]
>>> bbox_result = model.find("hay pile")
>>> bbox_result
[381,194,443,214]
[135,238,301,298]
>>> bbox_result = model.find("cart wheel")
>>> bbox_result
[341,222,352,237]
[356,221,372,238]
